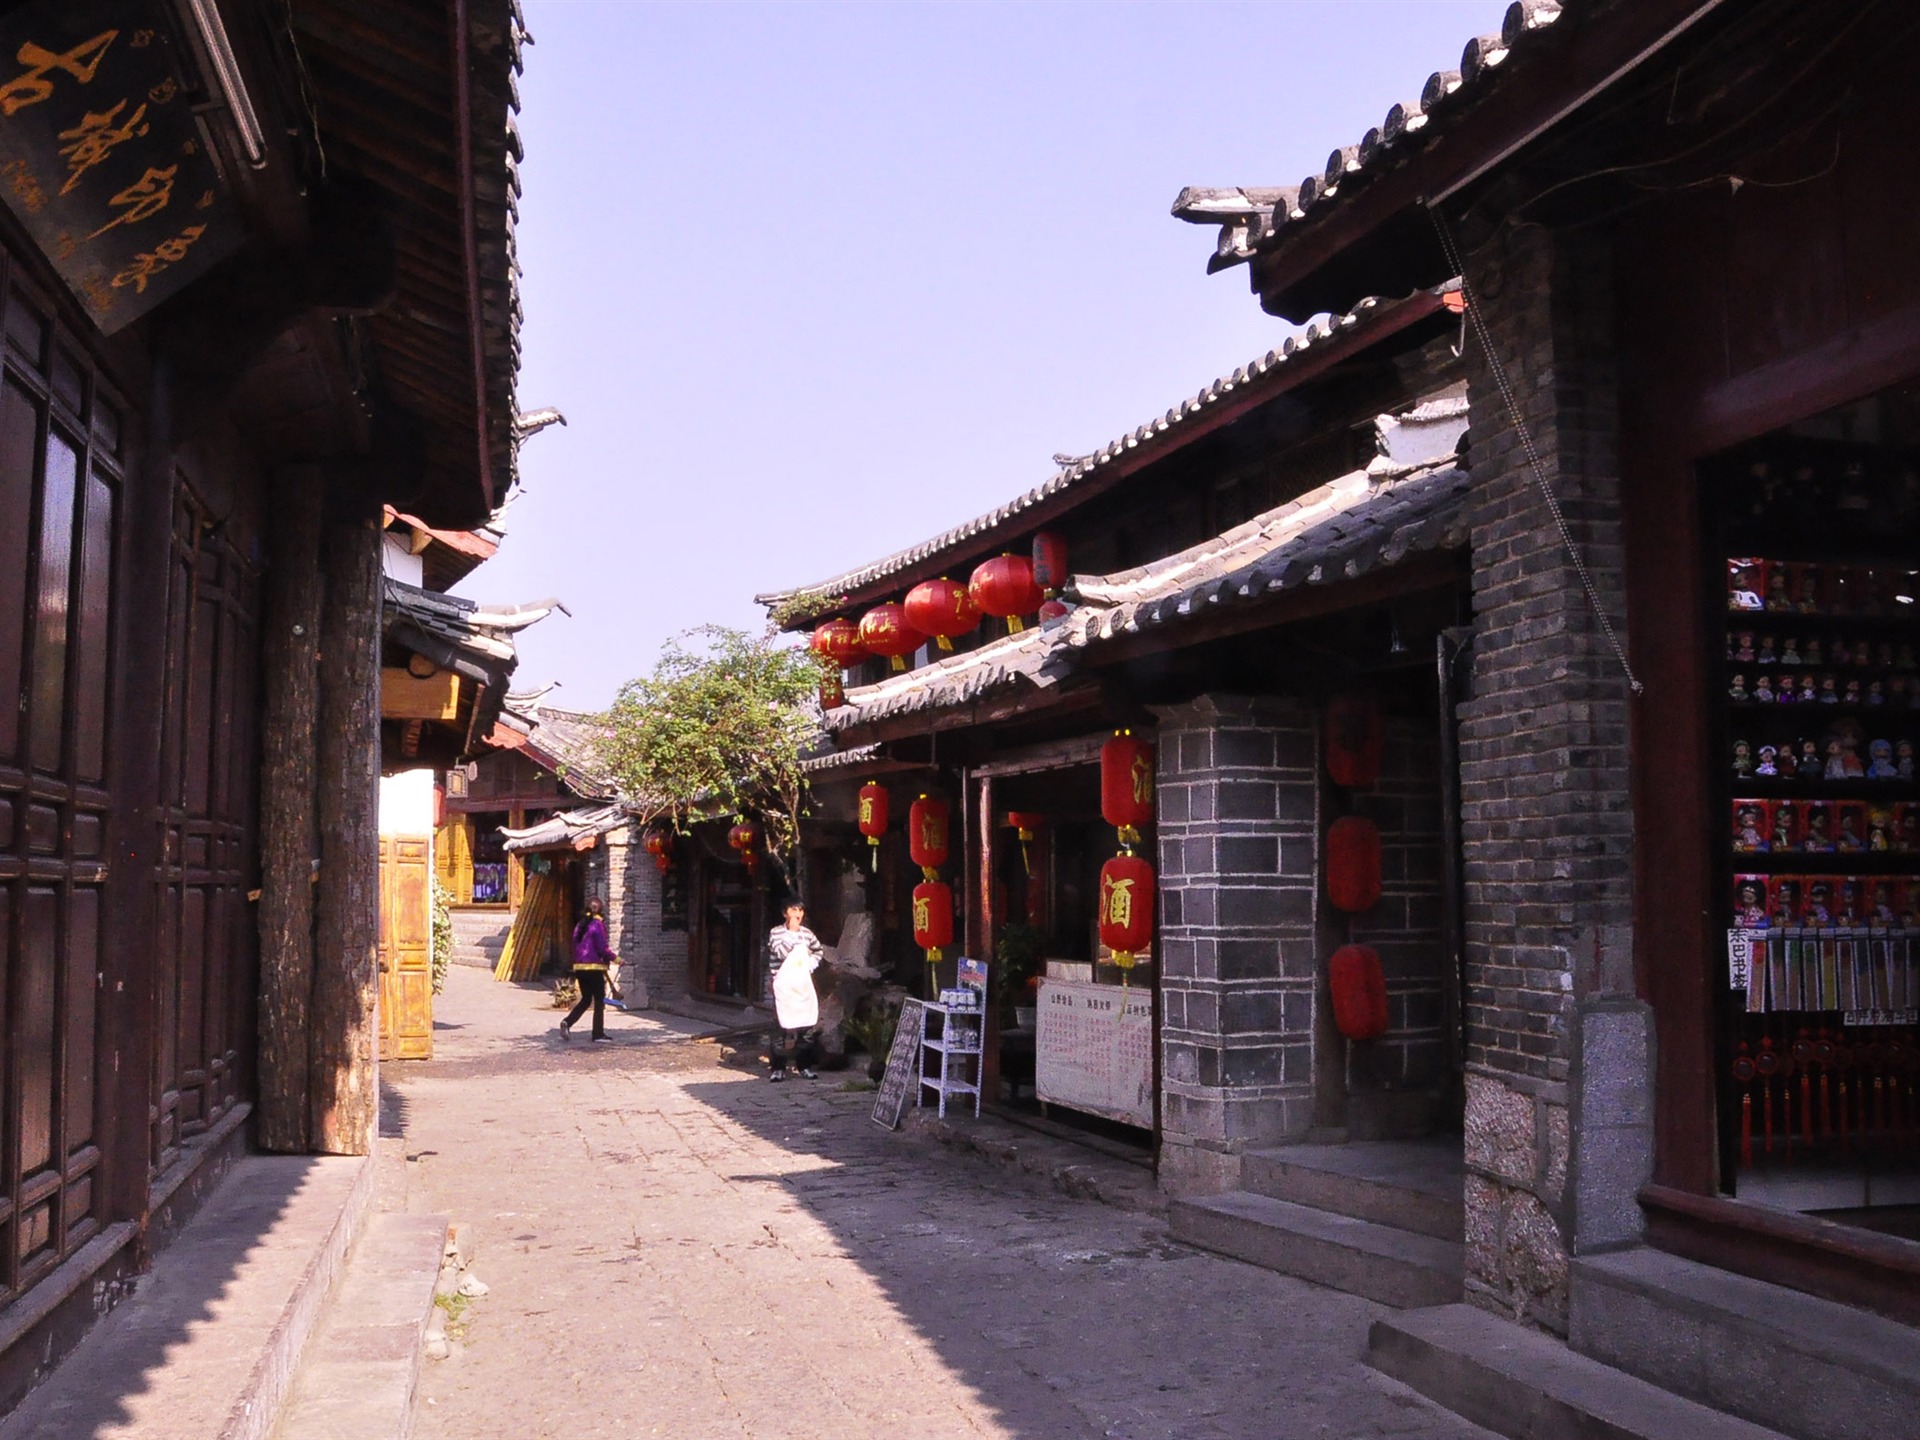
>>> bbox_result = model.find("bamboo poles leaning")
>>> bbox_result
[494,871,568,982]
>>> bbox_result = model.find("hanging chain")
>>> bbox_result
[1427,205,1644,696]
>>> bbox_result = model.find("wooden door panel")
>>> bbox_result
[380,835,433,1060]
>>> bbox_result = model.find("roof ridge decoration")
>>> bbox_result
[758,290,1436,612]
[1172,0,1564,273]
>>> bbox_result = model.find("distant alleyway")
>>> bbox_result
[386,968,1493,1440]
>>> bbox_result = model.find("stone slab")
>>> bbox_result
[0,1154,372,1440]
[1570,1248,1920,1440]
[1171,1189,1462,1307]
[1371,1302,1790,1440]
[1243,1138,1464,1240]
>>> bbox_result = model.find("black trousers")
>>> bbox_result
[769,1025,818,1073]
[564,968,607,1038]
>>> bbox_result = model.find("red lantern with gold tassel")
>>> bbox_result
[912,879,953,960]
[642,826,674,874]
[1101,730,1155,845]
[1325,695,1384,789]
[1329,944,1389,1040]
[857,782,889,871]
[1098,853,1155,975]
[1005,810,1044,874]
[904,579,980,652]
[858,603,923,671]
[1326,815,1382,913]
[969,554,1044,632]
[812,617,867,667]
[727,819,759,876]
[1031,531,1068,594]
[908,794,949,878]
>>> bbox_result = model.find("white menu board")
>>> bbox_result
[1035,979,1153,1128]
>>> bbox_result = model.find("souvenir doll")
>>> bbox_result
[1770,876,1805,928]
[1781,635,1802,665]
[1868,804,1894,852]
[1756,745,1780,777]
[1898,738,1915,781]
[1852,641,1873,669]
[1819,674,1840,704]
[1875,642,1895,669]
[1776,671,1798,705]
[1867,739,1898,779]
[1732,739,1754,778]
[1795,563,1823,614]
[1734,877,1772,930]
[1798,674,1819,704]
[1765,568,1794,612]
[1805,879,1836,926]
[1803,637,1824,667]
[1729,673,1749,703]
[1866,879,1899,926]
[1796,739,1823,779]
[1867,679,1885,706]
[1756,635,1777,666]
[1835,802,1867,853]
[1838,878,1865,926]
[1728,560,1764,611]
[1733,631,1756,662]
[1753,674,1775,705]
[1897,805,1920,853]
[1830,637,1851,666]
[1802,802,1836,852]
[1733,802,1769,853]
[1843,678,1863,705]
[1824,721,1864,779]
[1769,801,1797,853]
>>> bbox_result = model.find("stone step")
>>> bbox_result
[271,1213,449,1440]
[1569,1247,1920,1440]
[1242,1138,1463,1241]
[0,1154,372,1440]
[1169,1190,1461,1308]
[1370,1302,1790,1440]
[449,910,511,969]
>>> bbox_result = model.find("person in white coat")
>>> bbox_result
[766,900,824,1081]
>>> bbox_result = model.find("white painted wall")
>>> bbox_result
[379,768,437,836]
[382,531,424,586]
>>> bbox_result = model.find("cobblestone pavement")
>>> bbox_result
[390,967,1495,1440]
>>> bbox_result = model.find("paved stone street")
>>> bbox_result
[386,967,1495,1440]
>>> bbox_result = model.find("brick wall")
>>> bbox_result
[594,825,685,1007]
[1155,694,1320,1194]
[1456,223,1641,1333]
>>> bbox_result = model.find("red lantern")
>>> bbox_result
[909,794,949,877]
[819,670,846,709]
[642,826,674,874]
[857,782,889,871]
[1032,531,1069,593]
[1101,730,1155,843]
[1328,944,1389,1041]
[969,554,1043,632]
[1326,815,1382,913]
[1098,853,1155,970]
[812,617,867,667]
[728,819,759,875]
[1004,810,1043,875]
[912,879,953,962]
[1325,695,1385,789]
[1037,598,1071,623]
[858,603,923,671]
[904,579,980,652]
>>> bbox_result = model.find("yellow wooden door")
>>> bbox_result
[435,815,473,904]
[380,835,435,1060]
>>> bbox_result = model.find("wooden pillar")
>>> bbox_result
[310,507,382,1154]
[975,773,1000,1101]
[255,466,324,1152]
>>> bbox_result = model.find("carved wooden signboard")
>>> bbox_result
[870,999,926,1131]
[0,2,243,331]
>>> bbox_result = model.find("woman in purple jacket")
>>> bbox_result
[560,897,616,1042]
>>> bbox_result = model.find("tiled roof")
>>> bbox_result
[383,579,562,746]
[491,700,616,798]
[821,627,1060,734]
[1173,1,1567,274]
[757,290,1440,613]
[499,803,631,854]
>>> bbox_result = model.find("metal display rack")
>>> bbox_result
[918,1001,984,1119]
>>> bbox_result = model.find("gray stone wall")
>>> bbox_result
[1155,695,1320,1194]
[593,825,684,1007]
[1457,223,1642,1334]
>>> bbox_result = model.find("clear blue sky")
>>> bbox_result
[461,0,1500,710]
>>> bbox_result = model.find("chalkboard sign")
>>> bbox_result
[870,999,926,1130]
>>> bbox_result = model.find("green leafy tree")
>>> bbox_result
[593,626,823,880]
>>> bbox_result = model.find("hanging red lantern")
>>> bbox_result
[1325,695,1385,788]
[857,782,889,871]
[1098,853,1155,970]
[812,617,868,667]
[909,794,949,877]
[969,554,1044,632]
[903,579,980,652]
[642,826,674,874]
[1101,730,1155,844]
[1328,944,1389,1041]
[1326,815,1382,913]
[912,879,953,962]
[1031,531,1069,593]
[858,603,923,671]
[727,819,759,875]
[1004,810,1043,875]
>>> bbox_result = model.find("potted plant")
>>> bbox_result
[994,922,1047,1028]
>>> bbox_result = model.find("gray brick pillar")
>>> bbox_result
[1458,223,1642,1334]
[1155,695,1319,1195]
